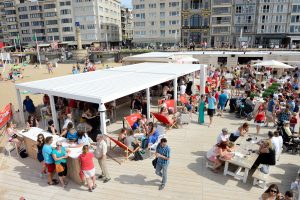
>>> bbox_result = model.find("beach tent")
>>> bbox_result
[15,62,202,134]
[251,60,294,69]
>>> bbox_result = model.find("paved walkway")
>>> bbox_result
[0,112,299,200]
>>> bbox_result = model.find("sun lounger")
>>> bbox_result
[151,112,178,129]
[123,113,142,130]
[107,135,133,161]
[157,99,175,112]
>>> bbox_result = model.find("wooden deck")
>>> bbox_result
[0,112,299,200]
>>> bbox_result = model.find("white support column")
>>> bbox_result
[200,64,207,95]
[173,78,178,111]
[49,95,59,131]
[99,103,107,135]
[146,88,150,120]
[15,88,25,124]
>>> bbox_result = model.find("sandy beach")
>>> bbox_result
[0,62,122,111]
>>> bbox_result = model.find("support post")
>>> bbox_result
[200,64,207,95]
[16,88,25,124]
[49,95,59,131]
[173,78,178,111]
[99,103,107,135]
[146,88,150,120]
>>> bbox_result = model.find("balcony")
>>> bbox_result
[182,25,209,30]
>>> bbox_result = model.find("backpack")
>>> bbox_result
[19,149,28,158]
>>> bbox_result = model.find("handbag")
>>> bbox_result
[55,164,64,173]
[152,158,158,169]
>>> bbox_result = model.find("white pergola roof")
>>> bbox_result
[15,62,200,104]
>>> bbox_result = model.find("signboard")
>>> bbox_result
[0,103,13,129]
[75,22,80,27]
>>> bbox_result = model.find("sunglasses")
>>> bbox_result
[38,137,43,139]
[57,144,62,147]
[270,189,278,193]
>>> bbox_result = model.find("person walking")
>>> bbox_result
[198,94,206,124]
[155,138,170,190]
[94,134,111,183]
[207,92,216,127]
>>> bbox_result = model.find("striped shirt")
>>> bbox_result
[156,144,170,166]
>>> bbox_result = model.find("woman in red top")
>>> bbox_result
[79,145,96,192]
[254,105,266,135]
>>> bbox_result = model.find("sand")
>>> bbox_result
[0,62,122,111]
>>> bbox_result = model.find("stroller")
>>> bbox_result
[278,125,300,154]
[236,100,254,121]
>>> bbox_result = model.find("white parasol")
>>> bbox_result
[251,60,294,69]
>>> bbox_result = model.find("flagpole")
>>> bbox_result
[35,33,41,68]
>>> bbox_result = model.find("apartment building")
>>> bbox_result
[121,7,133,45]
[256,0,290,47]
[73,0,121,47]
[232,0,257,48]
[0,2,5,42]
[210,0,233,48]
[132,0,182,47]
[287,0,300,47]
[0,0,121,46]
[181,0,211,47]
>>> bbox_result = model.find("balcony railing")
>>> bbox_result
[182,25,209,29]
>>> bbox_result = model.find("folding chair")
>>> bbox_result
[107,135,133,161]
[151,112,178,129]
[123,113,142,130]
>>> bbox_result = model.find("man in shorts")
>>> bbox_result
[42,136,58,185]
[207,92,216,127]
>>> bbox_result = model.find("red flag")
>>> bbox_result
[0,103,13,129]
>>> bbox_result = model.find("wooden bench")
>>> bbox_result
[252,164,272,188]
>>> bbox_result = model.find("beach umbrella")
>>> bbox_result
[251,60,294,69]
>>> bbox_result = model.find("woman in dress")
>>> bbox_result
[5,122,23,152]
[198,94,206,125]
[32,133,46,177]
[254,105,266,135]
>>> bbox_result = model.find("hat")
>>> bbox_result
[222,128,229,133]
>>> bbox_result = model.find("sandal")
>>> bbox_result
[92,184,97,190]
[88,188,93,192]
[52,179,59,184]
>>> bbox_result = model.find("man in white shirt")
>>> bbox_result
[62,113,73,130]
[180,83,187,95]
[95,134,111,183]
[270,131,283,160]
[216,128,230,144]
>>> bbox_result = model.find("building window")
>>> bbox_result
[160,3,165,9]
[46,20,58,25]
[44,12,57,17]
[19,14,28,19]
[149,3,156,8]
[61,9,71,15]
[61,18,72,23]
[44,4,56,9]
[87,24,96,29]
[190,14,202,28]
[191,0,200,9]
[291,15,300,23]
[236,6,242,13]
[169,2,180,7]
[18,7,27,12]
[160,12,165,18]
[160,21,165,27]
[160,30,165,36]
[62,27,73,32]
[63,36,75,41]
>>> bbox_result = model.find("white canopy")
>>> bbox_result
[251,60,294,69]
[15,62,200,104]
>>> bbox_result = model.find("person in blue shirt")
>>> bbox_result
[155,138,170,190]
[207,92,216,127]
[132,119,142,133]
[61,122,78,142]
[23,96,36,114]
[52,141,69,187]
[266,94,276,127]
[217,90,228,117]
[42,136,58,185]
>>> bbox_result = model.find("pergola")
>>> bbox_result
[15,62,207,134]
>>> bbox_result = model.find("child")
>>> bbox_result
[290,112,297,132]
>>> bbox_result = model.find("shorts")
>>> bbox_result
[37,152,44,162]
[254,120,265,127]
[57,162,68,177]
[207,156,217,162]
[82,168,95,178]
[45,163,55,173]
[217,104,225,110]
[207,109,215,117]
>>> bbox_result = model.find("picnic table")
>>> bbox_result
[18,127,89,184]
[221,135,262,183]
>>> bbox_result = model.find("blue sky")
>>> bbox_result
[122,0,132,8]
